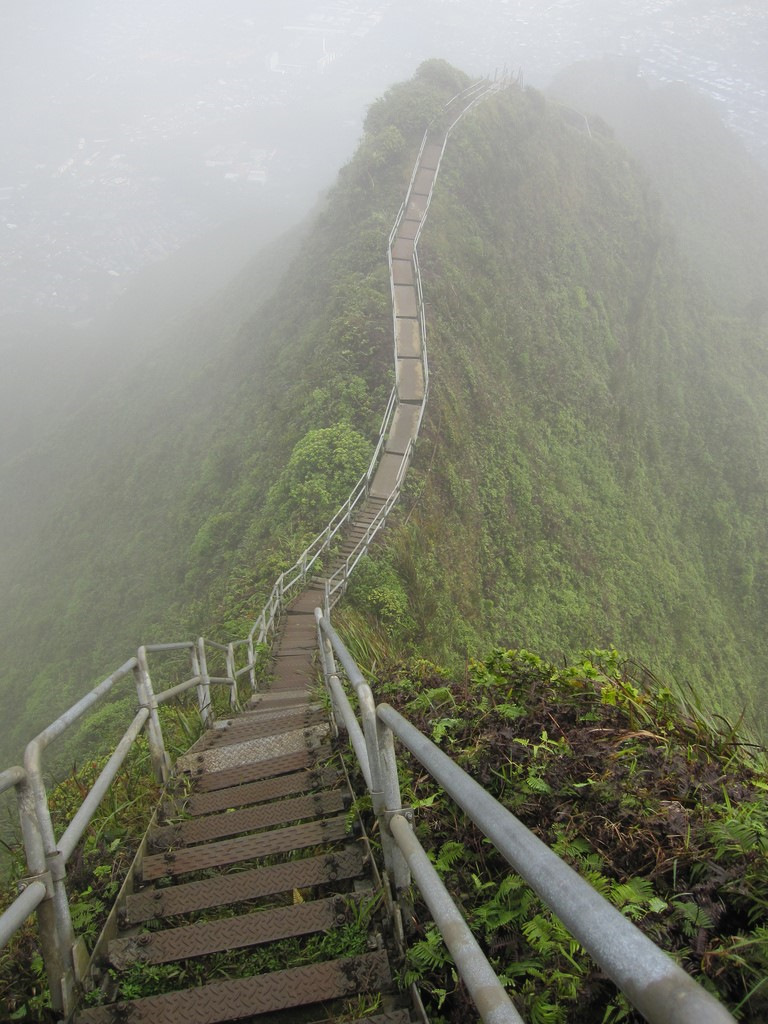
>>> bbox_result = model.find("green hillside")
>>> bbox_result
[1,61,767,766]
[548,58,768,320]
[344,79,768,737]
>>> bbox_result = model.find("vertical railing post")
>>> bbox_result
[226,642,238,709]
[247,636,256,692]
[358,683,407,894]
[195,638,214,728]
[315,610,340,741]
[21,747,78,1016]
[377,718,411,893]
[135,647,170,784]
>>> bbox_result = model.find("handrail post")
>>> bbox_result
[21,747,78,1016]
[377,719,411,893]
[247,636,256,692]
[315,611,339,742]
[195,638,214,728]
[135,647,170,783]
[226,642,238,709]
[359,683,406,887]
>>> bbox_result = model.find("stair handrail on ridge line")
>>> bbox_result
[251,76,503,634]
[0,78,502,1018]
[315,610,736,1024]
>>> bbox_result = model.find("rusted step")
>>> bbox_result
[176,725,329,777]
[286,592,321,615]
[182,744,331,793]
[192,710,325,750]
[76,951,392,1024]
[184,766,339,816]
[220,703,319,726]
[142,814,350,880]
[109,895,354,968]
[123,847,364,925]
[150,790,346,849]
[420,141,444,169]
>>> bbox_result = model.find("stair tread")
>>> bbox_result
[109,896,350,968]
[142,814,349,880]
[123,847,364,924]
[181,744,331,792]
[150,790,346,848]
[76,951,392,1024]
[183,766,339,816]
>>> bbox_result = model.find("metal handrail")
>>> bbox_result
[0,636,239,1014]
[316,611,736,1024]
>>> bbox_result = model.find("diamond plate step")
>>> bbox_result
[182,744,332,792]
[150,790,346,849]
[109,895,350,968]
[123,847,364,924]
[189,709,326,751]
[184,766,339,817]
[142,815,349,880]
[175,724,329,775]
[76,951,392,1024]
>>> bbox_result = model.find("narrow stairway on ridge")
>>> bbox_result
[73,81,500,1024]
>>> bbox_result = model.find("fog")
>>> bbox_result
[0,0,766,459]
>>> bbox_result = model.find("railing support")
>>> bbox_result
[135,648,170,783]
[377,720,411,893]
[21,748,78,1016]
[226,643,238,708]
[247,636,256,692]
[194,639,214,728]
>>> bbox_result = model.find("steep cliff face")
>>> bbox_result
[348,83,768,738]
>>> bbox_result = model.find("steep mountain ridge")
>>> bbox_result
[346,82,768,737]
[1,62,767,764]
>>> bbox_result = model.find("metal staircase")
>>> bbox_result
[76,696,411,1023]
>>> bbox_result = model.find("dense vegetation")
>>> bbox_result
[347,81,768,740]
[358,639,768,1022]
[548,58,768,320]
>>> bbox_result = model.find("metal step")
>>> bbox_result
[191,709,326,750]
[176,726,329,777]
[123,847,364,925]
[183,766,339,817]
[346,1014,415,1024]
[75,951,392,1024]
[142,814,350,880]
[150,790,346,849]
[182,744,332,793]
[109,895,353,968]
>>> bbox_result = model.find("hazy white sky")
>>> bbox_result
[0,0,765,327]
